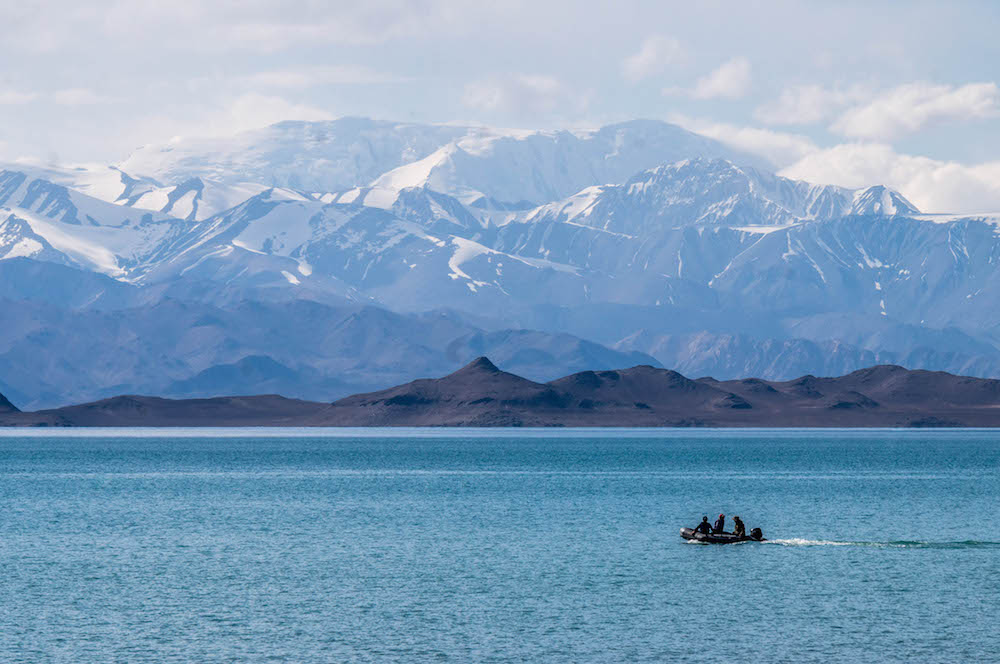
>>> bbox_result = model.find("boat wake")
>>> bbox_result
[766,538,1000,549]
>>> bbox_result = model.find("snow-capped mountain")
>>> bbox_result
[332,119,766,212]
[483,159,922,292]
[3,116,1000,406]
[850,185,920,216]
[118,117,764,215]
[0,168,193,277]
[129,188,591,315]
[119,117,470,192]
[520,158,918,233]
[0,147,979,330]
[113,176,285,222]
[1,161,303,221]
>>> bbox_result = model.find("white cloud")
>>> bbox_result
[462,74,590,115]
[754,84,869,125]
[831,81,1000,139]
[781,142,1000,213]
[0,89,37,104]
[125,94,336,146]
[216,94,335,134]
[622,35,684,83]
[670,114,817,168]
[690,57,752,100]
[219,19,405,51]
[0,0,519,54]
[238,66,404,90]
[52,88,116,105]
[677,112,1000,213]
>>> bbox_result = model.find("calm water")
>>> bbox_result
[1,428,998,663]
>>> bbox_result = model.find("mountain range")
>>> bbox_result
[3,116,1000,409]
[4,357,999,428]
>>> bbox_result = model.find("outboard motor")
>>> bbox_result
[750,527,764,541]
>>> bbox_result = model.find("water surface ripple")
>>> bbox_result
[1,429,997,662]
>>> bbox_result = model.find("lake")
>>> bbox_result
[1,428,998,662]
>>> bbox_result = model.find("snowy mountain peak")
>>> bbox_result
[625,158,762,196]
[522,158,844,235]
[118,118,763,214]
[521,157,921,238]
[118,118,471,192]
[851,185,920,216]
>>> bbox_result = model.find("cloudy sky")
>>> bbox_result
[2,0,999,212]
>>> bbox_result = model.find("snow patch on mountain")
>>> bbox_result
[0,161,131,203]
[915,213,1000,223]
[525,159,917,237]
[2,209,126,276]
[448,237,491,284]
[851,185,919,216]
[121,178,290,221]
[117,118,765,219]
[119,117,471,192]
[362,120,767,214]
[2,236,44,260]
[0,169,198,277]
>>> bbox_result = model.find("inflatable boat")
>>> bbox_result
[680,527,765,544]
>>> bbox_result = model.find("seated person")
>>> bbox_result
[693,516,712,534]
[732,516,746,537]
[713,513,726,534]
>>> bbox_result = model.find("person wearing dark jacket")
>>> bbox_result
[693,516,712,534]
[713,514,726,534]
[732,516,746,537]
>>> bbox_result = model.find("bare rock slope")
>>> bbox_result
[4,358,1000,427]
[313,359,1000,427]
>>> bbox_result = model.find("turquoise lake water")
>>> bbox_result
[1,428,998,662]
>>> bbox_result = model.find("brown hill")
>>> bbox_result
[0,390,19,414]
[3,394,326,427]
[312,357,570,426]
[312,359,1000,427]
[4,359,1000,427]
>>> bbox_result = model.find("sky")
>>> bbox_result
[2,0,1000,212]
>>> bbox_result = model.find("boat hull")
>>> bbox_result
[680,527,763,544]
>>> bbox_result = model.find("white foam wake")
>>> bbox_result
[766,538,854,547]
[765,539,1000,549]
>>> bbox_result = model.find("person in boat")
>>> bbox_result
[732,516,746,537]
[693,516,712,535]
[713,513,726,534]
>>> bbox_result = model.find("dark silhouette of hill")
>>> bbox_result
[313,357,571,426]
[4,358,1000,427]
[0,391,19,414]
[1,395,325,427]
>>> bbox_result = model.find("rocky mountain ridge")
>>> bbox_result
[4,357,1000,427]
